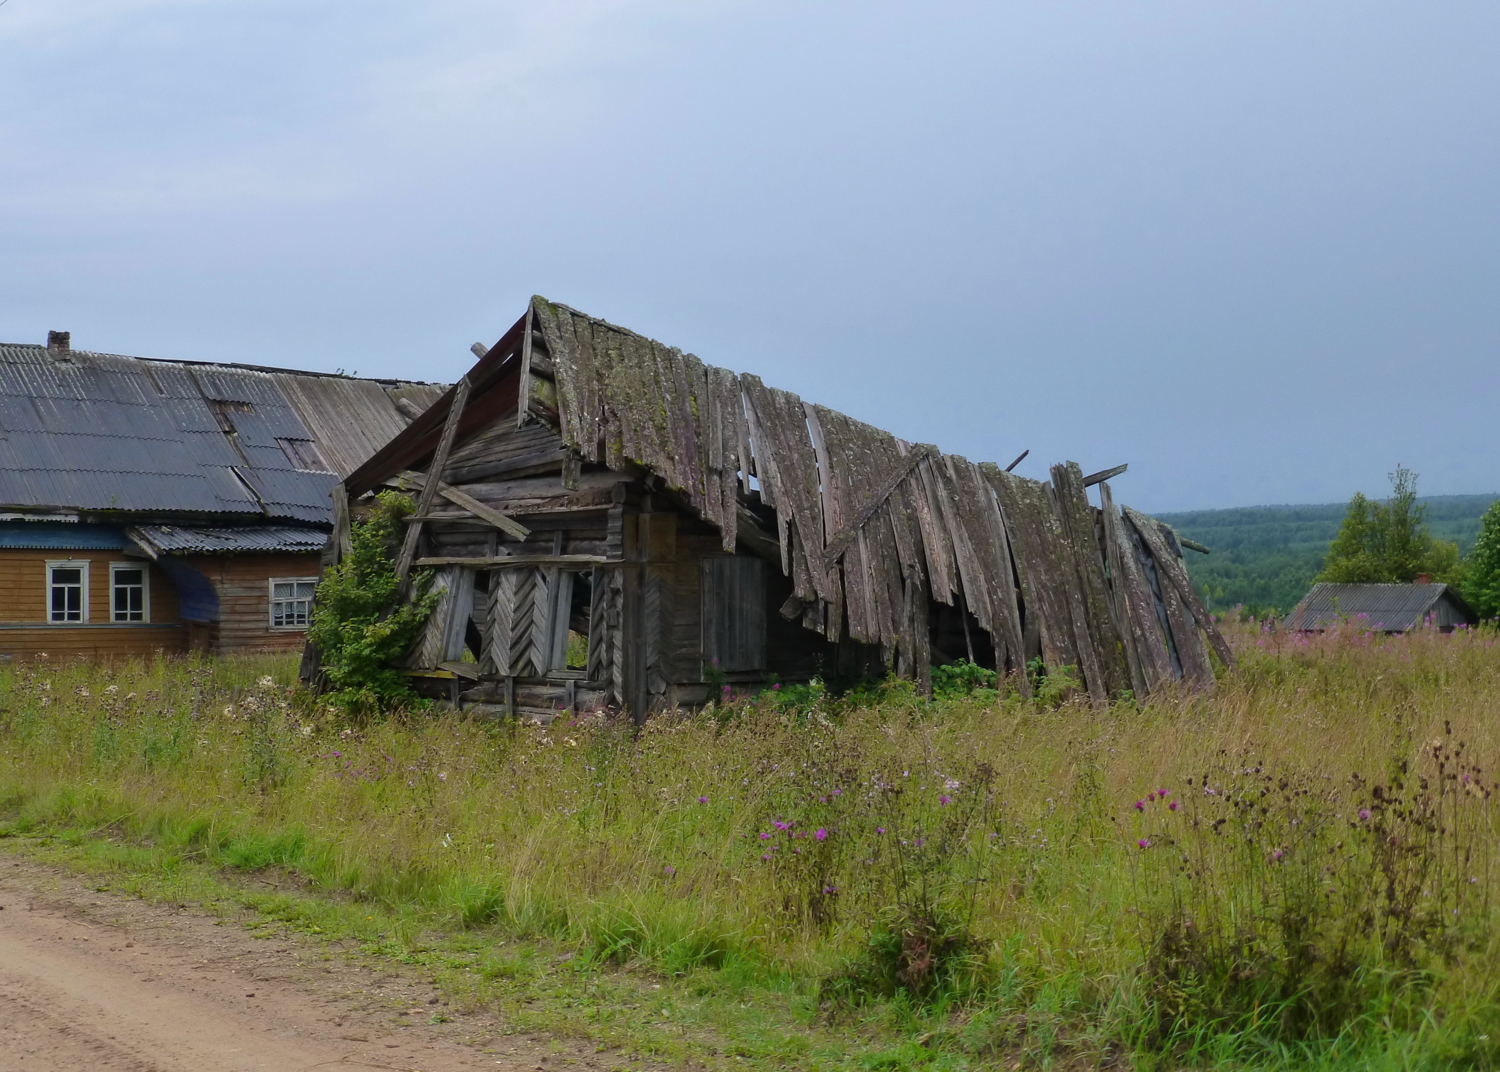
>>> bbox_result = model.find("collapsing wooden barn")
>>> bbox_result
[326,297,1233,719]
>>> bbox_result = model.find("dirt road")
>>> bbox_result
[0,855,637,1072]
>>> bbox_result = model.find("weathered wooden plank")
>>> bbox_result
[911,453,958,605]
[1051,461,1130,698]
[1082,463,1127,487]
[949,457,1027,687]
[417,554,608,567]
[396,377,472,588]
[1096,481,1152,699]
[485,568,520,677]
[739,375,836,620]
[1157,559,1213,688]
[330,482,352,561]
[984,467,1080,681]
[397,470,531,540]
[1122,506,1236,671]
[1044,479,1107,704]
[516,304,534,429]
[445,448,570,485]
[819,444,934,567]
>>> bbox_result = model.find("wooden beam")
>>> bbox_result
[1004,448,1029,472]
[414,554,608,568]
[820,445,935,566]
[1123,506,1236,670]
[393,469,531,540]
[396,377,472,587]
[439,660,482,680]
[1082,463,1127,487]
[516,304,534,429]
[330,482,352,562]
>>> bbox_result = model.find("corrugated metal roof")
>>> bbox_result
[0,343,442,524]
[129,524,328,556]
[0,521,126,550]
[1283,582,1475,631]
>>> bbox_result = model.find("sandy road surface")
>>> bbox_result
[0,855,648,1072]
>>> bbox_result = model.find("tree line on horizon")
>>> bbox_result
[1162,472,1500,621]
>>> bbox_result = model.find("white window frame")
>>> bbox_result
[109,561,151,624]
[46,559,90,624]
[268,576,317,630]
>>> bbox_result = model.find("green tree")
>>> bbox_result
[1317,467,1463,585]
[307,490,439,712]
[1463,500,1500,619]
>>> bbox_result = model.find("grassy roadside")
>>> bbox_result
[0,825,975,1071]
[3,624,1500,1069]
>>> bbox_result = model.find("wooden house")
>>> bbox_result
[0,331,443,660]
[330,298,1233,719]
[1283,582,1478,633]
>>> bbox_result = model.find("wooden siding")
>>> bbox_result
[701,556,766,672]
[0,549,186,658]
[186,554,322,654]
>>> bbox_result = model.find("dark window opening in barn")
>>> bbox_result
[564,569,592,670]
[47,562,87,623]
[929,597,996,670]
[702,557,766,673]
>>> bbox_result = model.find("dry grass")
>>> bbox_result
[1,620,1498,1067]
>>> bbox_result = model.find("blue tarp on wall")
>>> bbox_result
[152,558,220,622]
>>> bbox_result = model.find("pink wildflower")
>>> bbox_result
[1168,800,1180,811]
[697,796,708,804]
[939,795,952,806]
[1134,800,1146,811]
[1358,809,1372,821]
[815,828,828,841]
[1137,838,1151,849]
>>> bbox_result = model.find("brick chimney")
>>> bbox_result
[1415,572,1432,584]
[46,330,71,358]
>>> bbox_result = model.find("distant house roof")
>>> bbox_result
[0,342,444,525]
[1283,582,1478,632]
[128,524,328,557]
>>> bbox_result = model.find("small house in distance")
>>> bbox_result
[0,331,443,659]
[1282,582,1478,633]
[328,296,1234,720]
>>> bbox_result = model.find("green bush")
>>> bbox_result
[1318,467,1463,585]
[306,490,439,713]
[1464,500,1500,620]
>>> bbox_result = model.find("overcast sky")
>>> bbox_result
[2,1,1496,511]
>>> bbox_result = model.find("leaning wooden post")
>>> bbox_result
[396,376,472,595]
[515,304,534,429]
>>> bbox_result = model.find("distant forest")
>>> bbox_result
[1156,494,1499,616]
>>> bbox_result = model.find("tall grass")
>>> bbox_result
[1,621,1498,1066]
